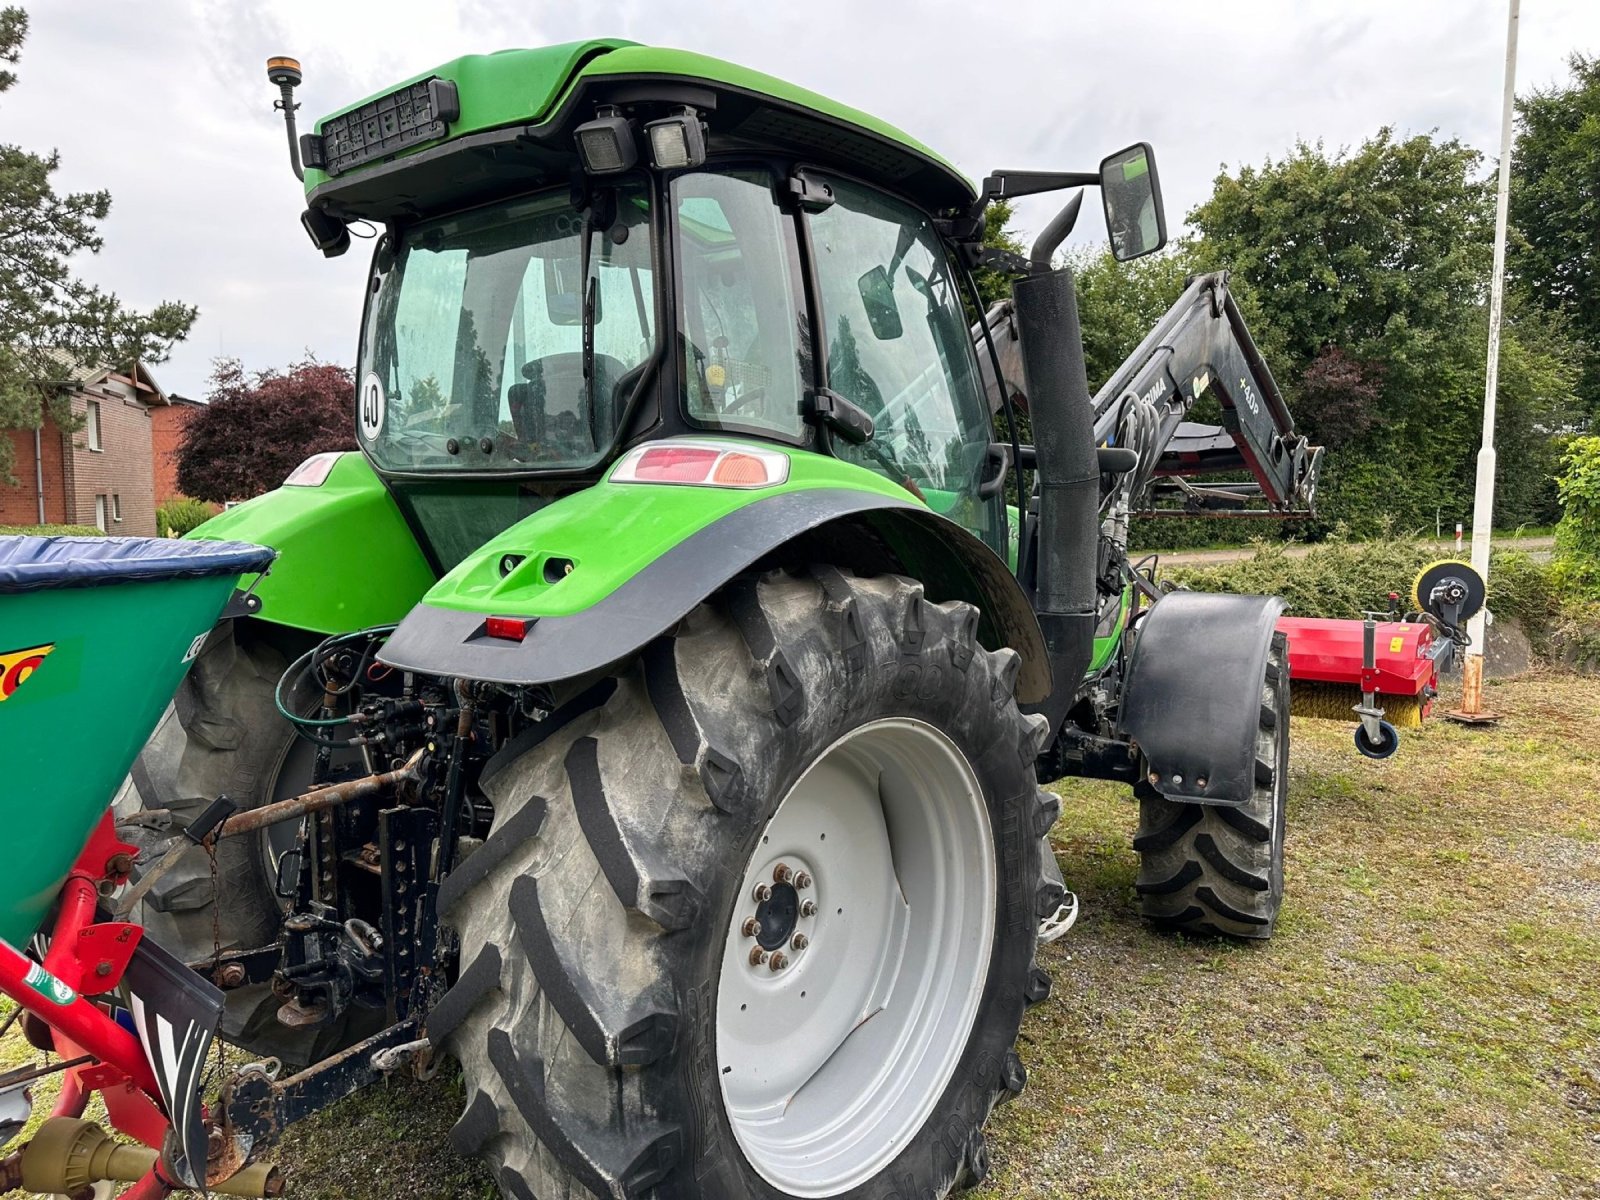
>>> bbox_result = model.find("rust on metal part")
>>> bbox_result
[215,749,425,840]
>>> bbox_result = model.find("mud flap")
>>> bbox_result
[1118,591,1284,806]
[124,936,228,1188]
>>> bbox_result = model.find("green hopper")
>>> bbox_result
[0,536,274,945]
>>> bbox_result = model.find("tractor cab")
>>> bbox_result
[278,43,1070,566]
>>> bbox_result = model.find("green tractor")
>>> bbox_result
[117,39,1320,1198]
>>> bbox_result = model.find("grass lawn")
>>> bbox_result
[3,671,1596,1198]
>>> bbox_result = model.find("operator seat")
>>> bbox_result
[507,352,625,455]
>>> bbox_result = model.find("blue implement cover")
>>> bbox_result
[0,536,275,593]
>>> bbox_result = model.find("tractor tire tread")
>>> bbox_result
[1133,633,1289,939]
[437,568,1045,1199]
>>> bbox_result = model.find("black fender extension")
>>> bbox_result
[1118,591,1284,806]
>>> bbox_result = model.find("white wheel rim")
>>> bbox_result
[715,718,996,1196]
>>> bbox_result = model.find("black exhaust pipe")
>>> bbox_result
[1013,265,1098,728]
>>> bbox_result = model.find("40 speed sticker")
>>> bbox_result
[0,643,53,701]
[360,372,386,440]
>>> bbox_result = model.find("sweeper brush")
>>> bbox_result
[1291,682,1425,727]
[1277,559,1484,757]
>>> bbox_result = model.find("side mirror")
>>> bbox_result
[856,266,904,340]
[1099,143,1167,262]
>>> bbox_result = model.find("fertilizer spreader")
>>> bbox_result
[0,536,279,1197]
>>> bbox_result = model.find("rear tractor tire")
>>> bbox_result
[432,567,1061,1199]
[1132,631,1289,939]
[115,623,367,1066]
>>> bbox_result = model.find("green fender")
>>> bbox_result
[186,453,436,635]
[379,438,1052,703]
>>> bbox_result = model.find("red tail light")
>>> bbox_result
[612,441,790,489]
[484,616,533,641]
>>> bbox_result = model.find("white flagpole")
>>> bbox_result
[1458,0,1520,718]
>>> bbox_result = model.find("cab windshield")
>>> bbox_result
[358,183,655,473]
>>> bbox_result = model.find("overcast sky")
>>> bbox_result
[6,0,1597,399]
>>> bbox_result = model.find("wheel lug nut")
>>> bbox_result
[752,883,772,903]
[741,917,760,938]
[794,871,812,890]
[800,900,817,917]
[790,933,808,950]
[769,952,788,971]
[772,863,792,884]
[749,947,768,966]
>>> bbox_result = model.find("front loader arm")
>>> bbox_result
[1090,271,1322,517]
[972,272,1323,520]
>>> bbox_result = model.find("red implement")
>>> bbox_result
[1277,616,1439,705]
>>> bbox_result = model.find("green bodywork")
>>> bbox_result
[304,42,974,203]
[1089,586,1133,676]
[425,439,910,619]
[189,453,435,634]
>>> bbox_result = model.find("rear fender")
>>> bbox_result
[379,446,1051,702]
[1118,591,1285,806]
[186,453,436,635]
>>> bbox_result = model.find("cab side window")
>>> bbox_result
[807,178,1001,549]
[674,170,809,439]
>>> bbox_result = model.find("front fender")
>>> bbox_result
[187,453,436,635]
[1118,590,1285,806]
[379,443,1051,701]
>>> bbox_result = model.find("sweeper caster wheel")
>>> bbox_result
[1354,719,1400,760]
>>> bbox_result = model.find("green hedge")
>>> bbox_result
[1164,536,1560,635]
[156,498,215,538]
[0,524,104,536]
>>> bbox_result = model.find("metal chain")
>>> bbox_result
[207,838,226,1083]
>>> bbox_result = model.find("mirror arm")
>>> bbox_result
[980,170,1098,202]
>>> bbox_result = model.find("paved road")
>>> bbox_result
[1156,534,1555,567]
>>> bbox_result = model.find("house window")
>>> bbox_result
[93,495,107,532]
[85,400,102,451]
[112,494,122,523]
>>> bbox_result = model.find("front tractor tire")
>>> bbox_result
[433,568,1060,1200]
[1133,632,1289,938]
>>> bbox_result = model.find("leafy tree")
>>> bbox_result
[1555,435,1600,591]
[1510,52,1600,421]
[1067,246,1193,391]
[177,357,356,503]
[0,7,196,481]
[1187,128,1580,535]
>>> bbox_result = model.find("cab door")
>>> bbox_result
[804,176,1006,556]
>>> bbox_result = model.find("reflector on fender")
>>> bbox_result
[611,441,790,489]
[484,616,534,641]
[284,452,342,487]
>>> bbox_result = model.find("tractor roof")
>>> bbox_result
[304,41,977,221]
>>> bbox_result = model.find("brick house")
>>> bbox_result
[0,358,170,536]
[151,394,206,508]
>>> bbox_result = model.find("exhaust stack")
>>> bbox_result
[1013,264,1099,728]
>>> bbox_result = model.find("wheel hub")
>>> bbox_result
[715,718,996,1197]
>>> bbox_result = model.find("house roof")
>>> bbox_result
[34,351,169,405]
